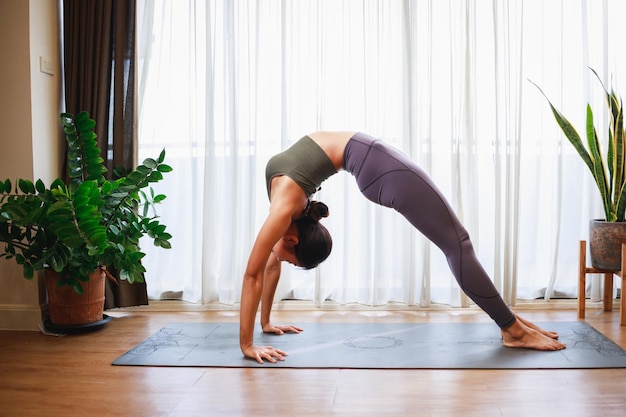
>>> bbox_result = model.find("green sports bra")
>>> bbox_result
[265,135,337,198]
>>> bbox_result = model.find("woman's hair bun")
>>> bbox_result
[307,200,329,222]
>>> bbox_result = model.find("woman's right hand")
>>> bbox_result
[242,344,289,364]
[262,323,304,335]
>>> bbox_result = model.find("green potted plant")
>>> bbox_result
[533,69,626,270]
[0,111,172,329]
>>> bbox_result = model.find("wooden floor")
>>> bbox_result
[1,307,625,417]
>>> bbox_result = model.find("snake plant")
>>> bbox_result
[533,69,626,222]
[0,111,172,293]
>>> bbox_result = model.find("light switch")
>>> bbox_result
[39,56,54,75]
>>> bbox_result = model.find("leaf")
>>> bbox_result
[63,235,86,248]
[585,106,611,220]
[22,263,34,280]
[141,199,149,218]
[78,119,96,132]
[157,164,173,173]
[75,204,97,218]
[152,194,167,203]
[50,178,66,191]
[119,269,130,281]
[152,224,167,235]
[135,165,152,175]
[143,158,157,169]
[48,253,64,272]
[47,201,71,217]
[71,281,84,295]
[35,179,46,194]
[87,245,102,256]
[100,181,113,194]
[148,171,163,182]
[73,111,88,123]
[155,239,172,249]
[18,179,36,194]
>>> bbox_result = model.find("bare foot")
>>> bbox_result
[501,317,566,351]
[514,314,559,340]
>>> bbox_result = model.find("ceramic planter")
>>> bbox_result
[589,219,626,270]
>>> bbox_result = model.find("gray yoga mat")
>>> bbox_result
[112,321,626,369]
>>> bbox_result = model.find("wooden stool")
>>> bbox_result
[578,240,626,325]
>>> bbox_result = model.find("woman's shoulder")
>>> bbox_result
[269,176,309,213]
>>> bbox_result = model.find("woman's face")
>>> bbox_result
[272,237,300,267]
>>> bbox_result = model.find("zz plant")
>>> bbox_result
[0,111,172,293]
[533,69,626,222]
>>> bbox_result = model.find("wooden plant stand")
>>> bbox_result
[578,240,626,325]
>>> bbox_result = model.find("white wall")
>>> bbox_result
[0,0,62,330]
[29,0,64,182]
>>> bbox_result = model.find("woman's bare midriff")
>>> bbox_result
[308,131,356,171]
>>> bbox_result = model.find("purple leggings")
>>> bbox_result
[343,132,516,329]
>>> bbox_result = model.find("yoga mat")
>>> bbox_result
[112,321,626,369]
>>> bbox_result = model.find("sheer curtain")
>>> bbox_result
[136,0,624,307]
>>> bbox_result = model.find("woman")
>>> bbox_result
[240,131,566,364]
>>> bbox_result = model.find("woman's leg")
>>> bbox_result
[345,133,516,328]
[345,133,566,349]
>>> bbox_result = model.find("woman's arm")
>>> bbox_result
[261,254,304,335]
[261,254,281,329]
[239,210,290,363]
[239,177,307,363]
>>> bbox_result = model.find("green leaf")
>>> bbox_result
[149,171,163,182]
[18,179,36,194]
[73,111,88,123]
[75,204,97,218]
[22,263,34,279]
[152,194,166,203]
[585,106,611,221]
[78,119,96,132]
[35,179,46,194]
[143,158,157,169]
[154,239,172,249]
[71,281,84,295]
[50,178,66,191]
[63,235,86,248]
[87,245,103,256]
[47,201,71,217]
[48,254,64,272]
[157,164,173,173]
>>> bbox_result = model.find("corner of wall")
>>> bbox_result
[0,0,62,331]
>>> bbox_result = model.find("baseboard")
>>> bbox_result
[0,304,43,331]
[116,298,596,313]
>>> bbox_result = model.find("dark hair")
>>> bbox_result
[293,201,332,269]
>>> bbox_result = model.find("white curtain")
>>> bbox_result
[136,0,624,307]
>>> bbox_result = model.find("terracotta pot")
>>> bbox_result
[589,219,626,270]
[44,269,106,326]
